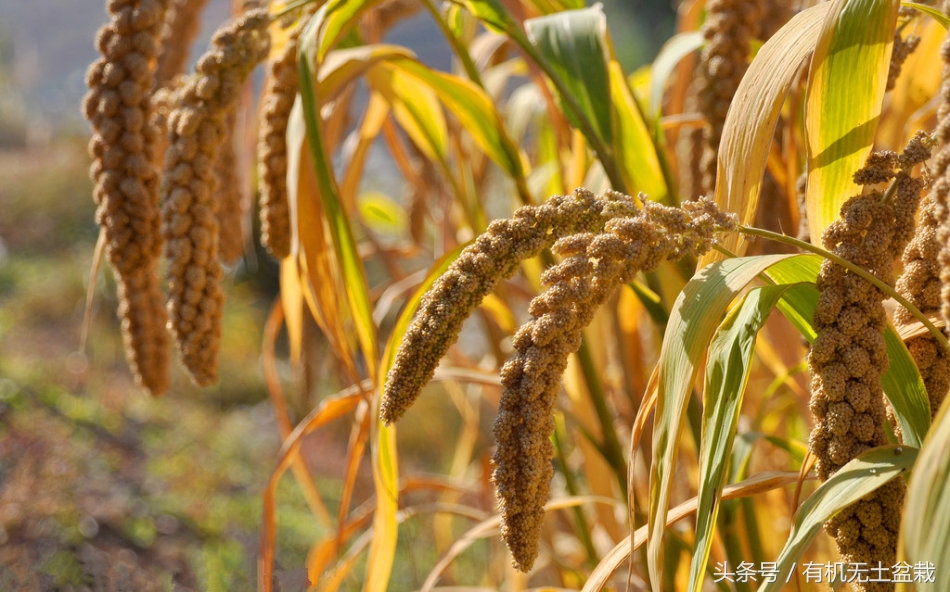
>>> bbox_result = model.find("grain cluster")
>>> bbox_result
[808,137,930,591]
[85,2,272,390]
[84,0,172,395]
[381,189,735,570]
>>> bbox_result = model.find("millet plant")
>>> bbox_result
[84,0,950,589]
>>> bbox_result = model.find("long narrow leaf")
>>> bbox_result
[648,254,796,589]
[366,417,398,592]
[758,445,917,592]
[383,56,527,184]
[900,396,950,591]
[524,7,613,146]
[804,0,899,240]
[313,0,387,62]
[609,60,668,203]
[649,31,704,117]
[299,22,379,382]
[366,61,449,163]
[286,99,361,379]
[689,285,793,592]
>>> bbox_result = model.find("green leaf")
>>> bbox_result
[758,445,917,592]
[900,396,950,591]
[455,0,517,34]
[689,285,793,592]
[804,0,899,240]
[525,6,613,147]
[610,61,668,203]
[311,0,387,62]
[648,253,797,589]
[358,191,407,236]
[881,329,931,448]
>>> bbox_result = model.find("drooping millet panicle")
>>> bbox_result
[161,8,270,385]
[698,0,763,193]
[808,140,929,591]
[154,0,211,88]
[84,0,171,395]
[147,76,182,170]
[215,109,249,265]
[257,26,301,260]
[895,135,948,416]
[934,0,950,336]
[380,189,643,425]
[493,197,735,571]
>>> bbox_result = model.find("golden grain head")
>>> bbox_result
[257,31,301,260]
[805,141,932,584]
[85,0,172,395]
[160,8,270,385]
[491,193,734,571]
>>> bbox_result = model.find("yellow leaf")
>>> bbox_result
[279,258,304,365]
[286,99,360,379]
[609,61,668,202]
[365,416,398,592]
[701,3,829,266]
[366,60,449,163]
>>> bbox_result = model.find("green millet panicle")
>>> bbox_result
[257,26,301,260]
[493,197,735,571]
[380,189,643,425]
[699,0,763,193]
[808,138,929,592]
[84,0,171,395]
[161,8,270,385]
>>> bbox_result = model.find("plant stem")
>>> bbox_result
[736,225,950,353]
[577,340,629,496]
[552,423,600,566]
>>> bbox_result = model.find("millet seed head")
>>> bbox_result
[807,139,929,586]
[85,0,171,395]
[490,194,734,571]
[161,8,270,386]
[257,25,302,260]
[379,189,642,426]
